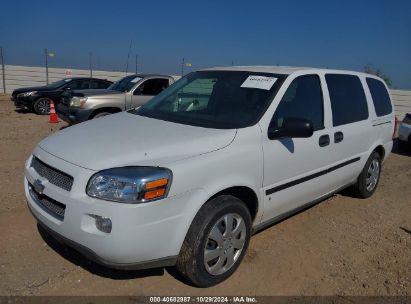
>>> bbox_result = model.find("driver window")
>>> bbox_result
[65,80,90,90]
[65,80,82,90]
[134,78,169,96]
[271,75,324,131]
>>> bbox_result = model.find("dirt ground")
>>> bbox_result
[0,94,410,296]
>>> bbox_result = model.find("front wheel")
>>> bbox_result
[176,195,251,287]
[91,112,112,119]
[350,151,382,198]
[33,98,51,115]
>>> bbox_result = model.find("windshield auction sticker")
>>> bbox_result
[241,75,278,90]
[131,77,142,83]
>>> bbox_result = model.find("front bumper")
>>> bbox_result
[24,148,205,268]
[12,95,35,108]
[56,103,93,124]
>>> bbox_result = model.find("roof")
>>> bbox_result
[200,65,310,75]
[128,73,177,78]
[200,65,376,78]
[68,77,112,81]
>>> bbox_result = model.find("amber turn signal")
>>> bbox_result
[145,178,168,189]
[144,188,166,200]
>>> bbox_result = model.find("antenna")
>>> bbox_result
[125,40,133,75]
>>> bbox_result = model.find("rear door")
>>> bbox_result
[130,77,170,108]
[322,73,376,188]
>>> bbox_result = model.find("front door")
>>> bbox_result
[261,74,335,222]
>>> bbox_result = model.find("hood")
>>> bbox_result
[73,89,123,97]
[13,86,57,95]
[38,112,236,171]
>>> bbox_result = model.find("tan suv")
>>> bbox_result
[57,74,179,124]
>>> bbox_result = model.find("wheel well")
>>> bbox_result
[210,186,259,221]
[90,107,122,118]
[373,145,385,160]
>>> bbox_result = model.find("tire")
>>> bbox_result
[350,151,382,198]
[91,112,112,119]
[176,195,251,287]
[33,98,51,115]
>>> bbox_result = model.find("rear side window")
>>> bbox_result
[326,74,368,126]
[366,78,392,116]
[271,75,324,131]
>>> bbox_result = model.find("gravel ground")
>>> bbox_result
[0,94,410,296]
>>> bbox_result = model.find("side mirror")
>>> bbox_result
[268,117,314,140]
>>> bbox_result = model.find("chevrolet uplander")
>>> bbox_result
[25,66,394,287]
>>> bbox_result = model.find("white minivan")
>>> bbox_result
[24,66,394,287]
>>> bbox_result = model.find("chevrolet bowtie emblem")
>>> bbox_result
[33,179,45,194]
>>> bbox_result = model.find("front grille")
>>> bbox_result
[31,157,74,191]
[29,183,66,220]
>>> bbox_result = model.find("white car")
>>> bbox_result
[398,113,411,151]
[24,66,394,287]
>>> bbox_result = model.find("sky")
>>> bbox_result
[0,0,410,88]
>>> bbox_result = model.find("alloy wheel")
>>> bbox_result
[366,158,380,192]
[37,99,50,114]
[204,213,247,276]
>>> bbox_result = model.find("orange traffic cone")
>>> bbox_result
[49,100,59,123]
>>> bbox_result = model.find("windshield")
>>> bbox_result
[45,79,71,89]
[132,71,286,129]
[108,75,142,92]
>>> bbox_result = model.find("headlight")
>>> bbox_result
[19,91,37,97]
[86,167,172,203]
[70,96,88,107]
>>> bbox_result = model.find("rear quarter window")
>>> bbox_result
[325,74,369,126]
[366,78,392,116]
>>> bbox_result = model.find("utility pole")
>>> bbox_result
[125,40,132,75]
[1,47,5,93]
[89,52,93,77]
[181,57,185,77]
[135,54,138,74]
[45,48,49,84]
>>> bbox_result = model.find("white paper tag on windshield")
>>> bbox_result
[131,77,142,83]
[241,75,278,90]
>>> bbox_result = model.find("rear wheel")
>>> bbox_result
[33,98,51,115]
[350,151,381,198]
[176,195,251,287]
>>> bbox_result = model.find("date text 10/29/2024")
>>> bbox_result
[149,296,258,303]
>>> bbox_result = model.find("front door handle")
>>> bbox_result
[319,134,330,147]
[334,131,344,143]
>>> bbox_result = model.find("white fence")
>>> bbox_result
[390,90,411,120]
[1,64,410,119]
[0,65,131,93]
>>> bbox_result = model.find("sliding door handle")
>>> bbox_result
[334,131,344,143]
